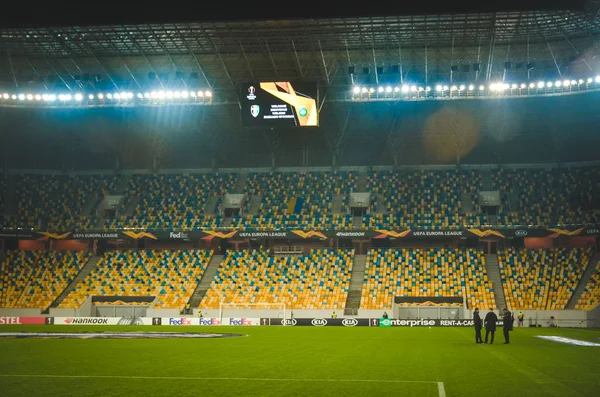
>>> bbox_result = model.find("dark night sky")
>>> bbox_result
[1,0,589,28]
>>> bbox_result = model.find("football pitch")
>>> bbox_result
[0,325,599,397]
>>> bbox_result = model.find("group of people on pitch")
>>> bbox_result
[473,308,517,344]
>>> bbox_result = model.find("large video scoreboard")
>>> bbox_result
[240,82,318,127]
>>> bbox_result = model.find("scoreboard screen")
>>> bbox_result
[241,82,318,127]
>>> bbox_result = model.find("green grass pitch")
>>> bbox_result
[0,325,599,396]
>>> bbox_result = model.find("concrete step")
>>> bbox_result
[357,171,367,192]
[203,196,219,216]
[234,173,248,194]
[332,195,344,214]
[191,254,223,308]
[566,252,599,309]
[485,254,506,311]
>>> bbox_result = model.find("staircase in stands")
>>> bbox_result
[566,252,600,309]
[484,254,507,310]
[344,254,365,316]
[49,255,103,310]
[188,254,223,308]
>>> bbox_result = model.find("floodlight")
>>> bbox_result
[529,83,535,88]
[520,83,526,89]
[511,84,517,89]
[546,82,553,88]
[98,93,104,99]
[385,86,392,93]
[563,80,570,86]
[353,86,360,94]
[361,88,367,93]
[425,86,431,92]
[402,85,409,93]
[107,93,113,99]
[173,91,181,98]
[450,85,457,91]
[2,93,8,99]
[479,85,485,91]
[435,85,442,92]
[88,94,94,100]
[11,95,16,99]
[442,86,449,91]
[26,94,33,100]
[537,81,545,88]
[181,91,189,98]
[377,87,384,93]
[368,88,374,93]
[205,91,212,97]
[34,94,42,100]
[468,85,474,91]
[114,93,121,99]
[157,91,166,99]
[137,93,143,99]
[587,78,593,84]
[410,85,417,92]
[144,92,151,98]
[595,76,600,83]
[570,80,577,85]
[578,79,584,85]
[74,93,83,101]
[18,94,25,100]
[459,85,465,91]
[394,87,400,92]
[489,83,497,91]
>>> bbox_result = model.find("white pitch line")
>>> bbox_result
[438,382,447,397]
[0,374,439,385]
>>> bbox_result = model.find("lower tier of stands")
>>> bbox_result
[498,248,593,310]
[575,260,600,310]
[200,249,354,310]
[360,248,496,310]
[0,250,91,310]
[59,250,212,310]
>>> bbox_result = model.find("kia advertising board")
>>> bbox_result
[262,318,371,326]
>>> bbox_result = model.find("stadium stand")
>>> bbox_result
[0,173,5,216]
[105,173,236,230]
[365,170,487,230]
[360,248,496,310]
[0,250,91,310]
[575,260,600,310]
[3,174,119,230]
[200,249,354,310]
[59,249,212,309]
[231,172,356,230]
[493,168,600,227]
[498,247,593,310]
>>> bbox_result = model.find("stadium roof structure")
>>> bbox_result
[1,6,600,169]
[2,10,600,99]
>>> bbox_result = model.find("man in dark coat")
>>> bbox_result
[502,308,514,344]
[473,308,483,344]
[484,308,498,344]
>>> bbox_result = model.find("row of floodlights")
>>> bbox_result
[0,90,213,102]
[352,77,600,94]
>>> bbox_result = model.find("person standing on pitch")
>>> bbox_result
[517,311,524,327]
[474,308,483,344]
[484,308,498,344]
[502,308,514,344]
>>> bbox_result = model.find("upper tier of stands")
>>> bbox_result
[59,250,212,309]
[231,172,357,230]
[493,168,600,227]
[200,249,354,310]
[2,174,119,230]
[105,174,235,230]
[0,174,5,214]
[0,166,598,230]
[498,247,592,310]
[361,248,496,310]
[0,250,91,310]
[365,170,487,230]
[575,260,600,310]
